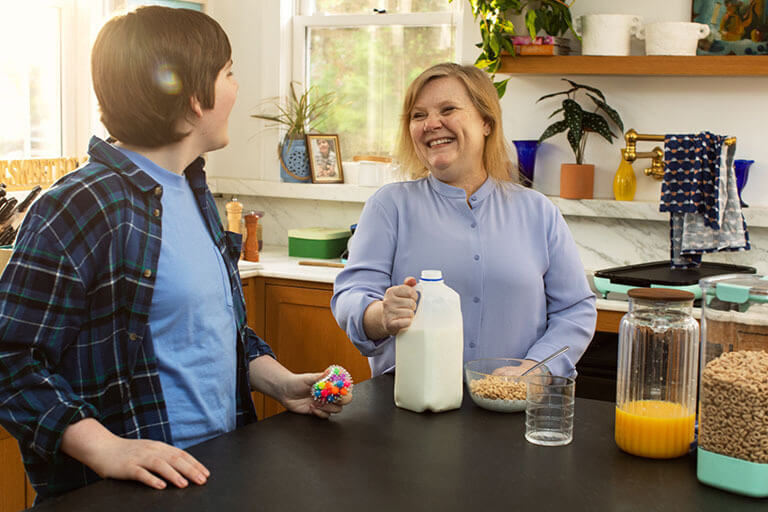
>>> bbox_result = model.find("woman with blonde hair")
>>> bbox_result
[332,62,595,378]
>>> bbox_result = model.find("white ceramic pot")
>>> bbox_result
[357,161,381,187]
[574,14,643,56]
[343,161,359,185]
[636,22,710,56]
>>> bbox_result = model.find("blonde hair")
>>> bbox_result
[395,63,515,183]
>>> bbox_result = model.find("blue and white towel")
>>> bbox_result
[661,132,749,268]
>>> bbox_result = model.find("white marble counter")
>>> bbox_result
[237,245,341,283]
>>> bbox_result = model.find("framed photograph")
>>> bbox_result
[307,134,344,183]
[692,0,768,55]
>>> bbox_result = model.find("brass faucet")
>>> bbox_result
[622,129,665,180]
[623,129,737,181]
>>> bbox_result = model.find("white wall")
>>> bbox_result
[205,0,766,207]
[496,0,767,205]
[205,0,287,183]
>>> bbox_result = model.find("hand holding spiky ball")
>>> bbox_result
[311,365,353,404]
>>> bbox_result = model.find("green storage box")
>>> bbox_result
[288,227,351,259]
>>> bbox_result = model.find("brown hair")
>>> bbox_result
[91,6,231,147]
[395,62,515,183]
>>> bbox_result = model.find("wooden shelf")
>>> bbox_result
[498,55,768,76]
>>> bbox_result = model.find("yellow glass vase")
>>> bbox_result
[613,152,636,201]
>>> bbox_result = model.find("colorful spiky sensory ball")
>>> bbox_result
[311,365,353,404]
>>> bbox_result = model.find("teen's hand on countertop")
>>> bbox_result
[61,417,209,490]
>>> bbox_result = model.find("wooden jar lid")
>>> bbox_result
[627,288,695,301]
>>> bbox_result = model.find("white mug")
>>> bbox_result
[636,22,710,56]
[574,14,643,56]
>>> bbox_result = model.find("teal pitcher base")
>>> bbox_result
[697,447,768,498]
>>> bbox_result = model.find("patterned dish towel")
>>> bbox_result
[661,132,749,268]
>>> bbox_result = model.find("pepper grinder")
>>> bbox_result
[225,197,243,234]
[244,211,260,262]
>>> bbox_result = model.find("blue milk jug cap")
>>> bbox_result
[420,270,443,281]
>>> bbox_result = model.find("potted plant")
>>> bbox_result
[463,0,577,97]
[251,82,335,183]
[537,78,624,199]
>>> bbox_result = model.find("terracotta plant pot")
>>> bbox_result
[560,163,595,199]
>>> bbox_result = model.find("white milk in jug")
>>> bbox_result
[394,270,464,412]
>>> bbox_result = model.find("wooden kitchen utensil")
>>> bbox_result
[298,260,345,268]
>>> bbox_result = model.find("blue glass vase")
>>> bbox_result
[280,136,311,183]
[513,140,539,187]
[733,159,754,208]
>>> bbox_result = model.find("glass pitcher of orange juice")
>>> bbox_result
[615,288,700,458]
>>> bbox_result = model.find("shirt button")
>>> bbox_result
[128,333,138,341]
[473,297,480,303]
[470,196,477,202]
[153,208,160,217]
[469,342,476,348]
[470,222,477,228]
[474,254,480,261]
[154,186,162,197]
[143,269,152,278]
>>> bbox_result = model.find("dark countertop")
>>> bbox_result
[29,375,765,511]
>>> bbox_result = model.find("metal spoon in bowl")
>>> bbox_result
[521,345,570,376]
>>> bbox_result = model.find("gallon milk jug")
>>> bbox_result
[394,270,464,412]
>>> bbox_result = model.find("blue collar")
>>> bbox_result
[426,173,496,204]
[86,136,207,194]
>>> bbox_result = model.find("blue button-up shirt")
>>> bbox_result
[0,136,274,501]
[332,175,596,378]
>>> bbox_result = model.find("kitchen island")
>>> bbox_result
[27,376,764,511]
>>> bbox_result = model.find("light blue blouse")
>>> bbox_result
[331,174,596,378]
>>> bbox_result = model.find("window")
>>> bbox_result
[294,1,457,159]
[1,3,64,159]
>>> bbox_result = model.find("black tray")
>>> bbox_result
[593,261,756,288]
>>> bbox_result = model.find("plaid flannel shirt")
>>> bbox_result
[0,136,274,501]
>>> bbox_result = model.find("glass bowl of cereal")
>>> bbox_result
[464,358,549,412]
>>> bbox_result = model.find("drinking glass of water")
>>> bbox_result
[525,375,575,446]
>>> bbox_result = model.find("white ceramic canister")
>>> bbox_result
[636,22,710,56]
[574,14,643,56]
[342,161,359,185]
[357,161,380,187]
[394,270,464,413]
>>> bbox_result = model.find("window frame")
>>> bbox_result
[290,3,461,162]
[292,5,459,88]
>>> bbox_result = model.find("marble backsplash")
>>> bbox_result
[215,195,767,275]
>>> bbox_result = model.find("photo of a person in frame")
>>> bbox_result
[313,137,338,178]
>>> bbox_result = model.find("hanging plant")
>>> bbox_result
[458,0,577,97]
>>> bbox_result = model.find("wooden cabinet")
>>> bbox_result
[0,426,33,512]
[242,276,371,419]
[595,309,624,334]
